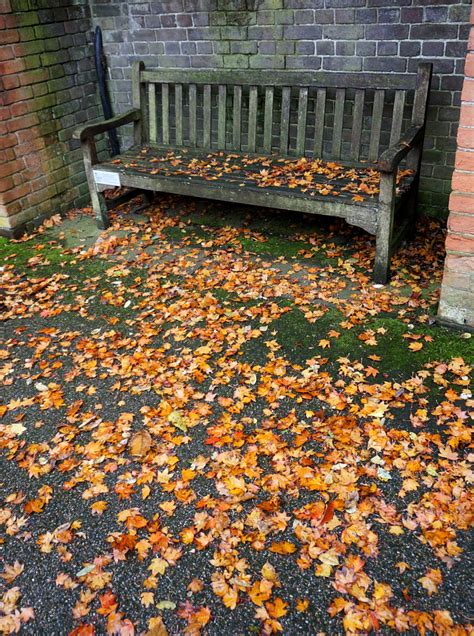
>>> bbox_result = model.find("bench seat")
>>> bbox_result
[98,145,415,236]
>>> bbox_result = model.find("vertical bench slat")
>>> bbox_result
[350,89,364,161]
[263,86,274,153]
[296,87,308,156]
[175,83,183,146]
[218,85,227,150]
[233,85,242,150]
[189,84,197,147]
[390,90,406,146]
[203,84,211,149]
[248,86,258,152]
[332,88,345,160]
[148,83,157,143]
[280,86,291,155]
[313,88,326,158]
[162,83,170,145]
[132,61,145,144]
[369,89,385,162]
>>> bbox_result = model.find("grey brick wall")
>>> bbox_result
[89,0,472,219]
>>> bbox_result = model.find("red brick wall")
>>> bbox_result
[0,0,100,237]
[438,4,474,328]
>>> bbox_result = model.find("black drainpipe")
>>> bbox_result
[94,26,120,157]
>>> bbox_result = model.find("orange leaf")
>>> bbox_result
[270,541,297,555]
[129,429,152,457]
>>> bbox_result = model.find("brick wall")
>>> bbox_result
[89,0,471,220]
[438,4,474,329]
[0,0,101,237]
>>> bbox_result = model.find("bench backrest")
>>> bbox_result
[132,63,431,164]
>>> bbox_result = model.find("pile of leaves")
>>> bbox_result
[0,197,472,635]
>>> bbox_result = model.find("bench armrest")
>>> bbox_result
[377,124,425,173]
[73,109,141,142]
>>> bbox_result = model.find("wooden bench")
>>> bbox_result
[74,62,432,283]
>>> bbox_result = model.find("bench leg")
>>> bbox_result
[374,171,396,284]
[142,190,154,206]
[90,188,110,230]
[81,138,110,230]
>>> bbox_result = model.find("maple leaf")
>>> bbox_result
[418,569,442,596]
[409,341,423,351]
[1,561,24,583]
[265,597,288,619]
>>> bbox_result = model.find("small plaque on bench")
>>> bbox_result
[93,170,121,187]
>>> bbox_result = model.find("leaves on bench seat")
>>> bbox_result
[104,147,414,203]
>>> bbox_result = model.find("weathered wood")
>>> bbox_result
[296,87,308,156]
[175,83,183,146]
[142,69,417,90]
[313,88,326,157]
[332,88,345,160]
[94,162,378,225]
[233,85,242,150]
[218,84,227,149]
[350,89,364,161]
[82,138,109,229]
[248,86,258,153]
[132,61,145,145]
[263,86,274,153]
[374,171,396,284]
[78,60,433,284]
[411,63,432,126]
[203,84,211,148]
[189,83,197,147]
[280,87,291,155]
[148,84,157,143]
[73,108,141,141]
[378,124,424,172]
[161,83,169,145]
[389,90,405,146]
[368,89,385,162]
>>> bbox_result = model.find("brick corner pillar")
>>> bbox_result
[0,0,99,238]
[438,6,474,329]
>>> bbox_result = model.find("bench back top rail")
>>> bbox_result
[132,62,432,165]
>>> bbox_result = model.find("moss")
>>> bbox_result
[238,235,318,260]
[163,225,211,243]
[270,307,473,374]
[0,236,72,274]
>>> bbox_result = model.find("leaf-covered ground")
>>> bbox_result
[0,196,473,636]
